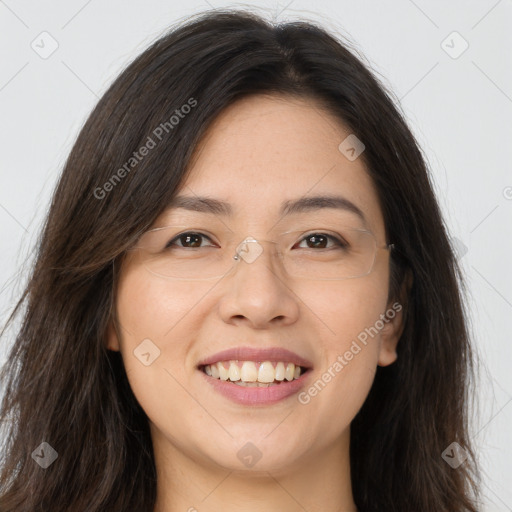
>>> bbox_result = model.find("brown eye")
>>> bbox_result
[166,232,214,249]
[296,233,347,250]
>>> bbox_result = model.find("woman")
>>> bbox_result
[0,9,481,511]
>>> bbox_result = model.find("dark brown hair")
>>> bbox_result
[0,9,481,511]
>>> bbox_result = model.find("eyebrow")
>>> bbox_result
[166,194,366,222]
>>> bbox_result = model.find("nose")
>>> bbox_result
[217,237,300,329]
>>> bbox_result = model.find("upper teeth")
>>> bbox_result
[203,361,302,383]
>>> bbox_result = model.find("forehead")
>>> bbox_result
[164,94,385,236]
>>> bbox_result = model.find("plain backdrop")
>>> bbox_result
[0,0,511,510]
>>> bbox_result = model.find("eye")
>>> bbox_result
[165,232,216,249]
[295,233,348,250]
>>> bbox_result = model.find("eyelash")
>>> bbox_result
[165,231,348,250]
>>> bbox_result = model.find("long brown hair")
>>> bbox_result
[0,9,481,511]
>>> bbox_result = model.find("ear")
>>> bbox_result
[106,317,120,352]
[377,268,413,367]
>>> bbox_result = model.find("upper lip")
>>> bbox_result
[197,346,313,369]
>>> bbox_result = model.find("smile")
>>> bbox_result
[201,360,306,386]
[197,346,313,405]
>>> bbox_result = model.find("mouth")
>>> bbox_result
[196,347,313,405]
[199,360,310,387]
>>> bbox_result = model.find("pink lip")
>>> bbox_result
[199,369,312,405]
[196,346,313,368]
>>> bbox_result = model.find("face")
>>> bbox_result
[107,94,404,476]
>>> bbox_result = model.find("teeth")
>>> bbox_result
[275,362,285,381]
[218,363,229,381]
[228,362,241,381]
[285,363,295,381]
[203,360,305,383]
[258,361,275,383]
[240,361,258,382]
[234,381,277,387]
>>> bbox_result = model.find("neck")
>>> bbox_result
[151,425,358,512]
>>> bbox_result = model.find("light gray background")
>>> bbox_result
[1,1,511,510]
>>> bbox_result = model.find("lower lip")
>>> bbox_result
[199,369,311,405]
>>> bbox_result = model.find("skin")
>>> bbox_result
[107,94,405,512]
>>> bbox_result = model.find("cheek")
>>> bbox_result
[301,262,390,354]
[113,269,203,420]
[116,268,194,339]
[114,270,226,462]
[294,271,388,433]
